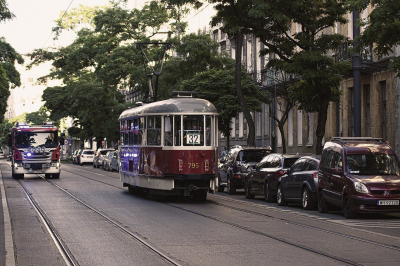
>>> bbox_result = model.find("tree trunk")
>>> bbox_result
[315,97,330,155]
[235,31,255,147]
[278,123,286,153]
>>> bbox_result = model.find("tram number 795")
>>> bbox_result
[189,163,200,168]
[186,133,200,145]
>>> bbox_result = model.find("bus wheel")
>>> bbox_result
[52,173,60,179]
[12,173,23,179]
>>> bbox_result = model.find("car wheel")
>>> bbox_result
[264,182,273,202]
[109,165,113,172]
[343,196,356,219]
[318,193,330,213]
[277,185,287,206]
[217,177,224,192]
[302,187,316,210]
[227,176,236,195]
[244,179,255,199]
[93,163,96,168]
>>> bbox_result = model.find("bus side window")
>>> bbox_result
[120,121,124,146]
[164,116,173,146]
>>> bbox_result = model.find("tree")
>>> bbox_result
[0,0,14,22]
[0,0,24,123]
[211,0,258,147]
[25,105,51,125]
[237,0,351,154]
[351,0,400,75]
[180,67,269,148]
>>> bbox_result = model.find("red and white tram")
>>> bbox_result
[118,91,219,200]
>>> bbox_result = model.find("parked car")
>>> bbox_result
[93,148,115,168]
[244,153,301,202]
[103,151,115,171]
[79,150,95,165]
[109,151,119,172]
[72,150,81,164]
[276,155,320,210]
[218,146,272,194]
[318,137,400,219]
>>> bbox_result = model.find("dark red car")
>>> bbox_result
[318,137,400,218]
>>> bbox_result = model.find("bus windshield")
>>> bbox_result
[14,131,58,149]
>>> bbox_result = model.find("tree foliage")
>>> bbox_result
[350,0,400,75]
[221,0,352,154]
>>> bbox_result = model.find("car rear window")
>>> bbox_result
[238,150,270,162]
[83,151,94,155]
[284,158,299,168]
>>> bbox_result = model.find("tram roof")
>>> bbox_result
[119,97,218,120]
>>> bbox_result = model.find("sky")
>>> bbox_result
[0,0,114,55]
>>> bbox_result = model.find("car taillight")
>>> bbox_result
[312,172,318,179]
[98,154,101,157]
[52,146,60,160]
[275,170,286,178]
[14,147,22,160]
[205,160,209,172]
[178,159,183,172]
[81,155,84,158]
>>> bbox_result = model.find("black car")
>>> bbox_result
[244,153,301,202]
[218,147,272,194]
[276,156,320,210]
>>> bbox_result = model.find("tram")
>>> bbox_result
[118,91,219,200]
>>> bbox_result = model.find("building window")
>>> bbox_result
[297,110,302,146]
[349,87,354,136]
[256,111,261,137]
[381,81,387,141]
[364,85,371,137]
[307,113,313,146]
[288,109,293,147]
[239,112,244,138]
[264,104,269,137]
[230,117,235,138]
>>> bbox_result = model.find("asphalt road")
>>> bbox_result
[1,159,400,266]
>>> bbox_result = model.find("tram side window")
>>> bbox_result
[133,118,139,145]
[147,116,161,146]
[183,115,204,146]
[127,119,133,145]
[206,115,212,146]
[138,117,145,145]
[124,120,129,145]
[120,121,124,146]
[174,115,181,146]
[164,116,173,146]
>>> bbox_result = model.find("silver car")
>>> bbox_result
[93,148,114,168]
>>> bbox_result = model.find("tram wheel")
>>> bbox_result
[194,190,207,201]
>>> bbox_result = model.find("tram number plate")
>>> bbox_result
[377,200,399,206]
[186,133,200,145]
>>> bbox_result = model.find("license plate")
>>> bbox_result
[377,200,400,206]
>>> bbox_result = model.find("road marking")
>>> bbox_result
[1,171,16,266]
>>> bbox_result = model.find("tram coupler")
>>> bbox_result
[189,184,200,191]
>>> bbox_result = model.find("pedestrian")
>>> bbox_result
[221,147,227,158]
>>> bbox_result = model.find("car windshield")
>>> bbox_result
[14,131,58,148]
[284,158,299,168]
[346,154,400,175]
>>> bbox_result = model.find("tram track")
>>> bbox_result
[10,169,181,266]
[67,166,400,253]
[13,164,400,265]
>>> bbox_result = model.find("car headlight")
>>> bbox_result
[354,182,369,194]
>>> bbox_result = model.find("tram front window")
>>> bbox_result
[183,115,204,146]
